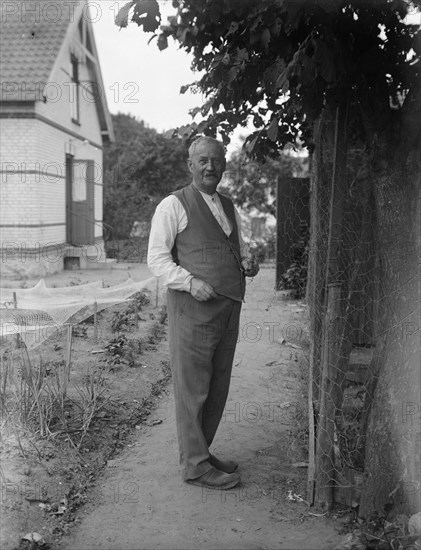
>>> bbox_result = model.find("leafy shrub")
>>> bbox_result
[278,222,309,298]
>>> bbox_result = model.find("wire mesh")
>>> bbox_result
[306,105,384,509]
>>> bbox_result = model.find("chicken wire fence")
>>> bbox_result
[305,104,383,509]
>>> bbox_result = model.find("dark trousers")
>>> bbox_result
[167,289,242,480]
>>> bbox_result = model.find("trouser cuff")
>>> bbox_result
[183,459,213,481]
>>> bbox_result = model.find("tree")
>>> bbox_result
[116,0,420,161]
[103,113,190,239]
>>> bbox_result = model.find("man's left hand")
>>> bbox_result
[241,258,260,277]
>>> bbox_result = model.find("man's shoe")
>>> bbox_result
[186,466,240,490]
[209,454,238,474]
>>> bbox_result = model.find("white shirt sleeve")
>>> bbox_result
[147,195,193,292]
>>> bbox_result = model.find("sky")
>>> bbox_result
[91,1,246,155]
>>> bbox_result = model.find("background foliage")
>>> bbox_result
[103,113,190,239]
[221,146,309,216]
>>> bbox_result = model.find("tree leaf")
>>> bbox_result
[299,54,316,85]
[261,28,271,49]
[227,66,239,86]
[132,0,161,33]
[314,40,336,83]
[226,21,239,37]
[114,1,135,28]
[189,106,202,118]
[245,133,260,154]
[176,25,190,43]
[276,66,291,89]
[157,33,168,50]
[267,118,279,142]
[163,128,176,139]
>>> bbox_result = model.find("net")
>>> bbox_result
[0,276,156,349]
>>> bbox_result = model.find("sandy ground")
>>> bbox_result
[56,267,344,550]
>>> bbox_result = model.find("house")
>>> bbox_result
[0,0,114,277]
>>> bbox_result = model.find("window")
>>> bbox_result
[70,55,80,123]
[72,161,87,202]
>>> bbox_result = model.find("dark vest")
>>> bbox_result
[172,184,245,302]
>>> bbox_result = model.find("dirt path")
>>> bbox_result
[60,268,343,550]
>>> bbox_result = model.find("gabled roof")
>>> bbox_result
[0,1,70,95]
[0,0,114,142]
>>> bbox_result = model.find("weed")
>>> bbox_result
[124,339,143,367]
[104,335,128,357]
[111,311,134,333]
[157,305,167,325]
[72,325,88,338]
[126,291,150,312]
[147,322,165,344]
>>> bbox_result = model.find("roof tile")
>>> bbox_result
[0,0,72,101]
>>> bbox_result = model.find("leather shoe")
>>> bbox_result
[209,454,238,474]
[186,466,240,490]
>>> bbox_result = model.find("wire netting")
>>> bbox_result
[306,105,386,508]
[0,277,155,349]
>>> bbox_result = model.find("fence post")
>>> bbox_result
[314,99,349,510]
[93,301,98,342]
[12,292,21,348]
[65,324,73,384]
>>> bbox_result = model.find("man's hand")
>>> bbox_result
[241,258,260,278]
[190,277,218,301]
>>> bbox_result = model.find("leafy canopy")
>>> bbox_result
[116,0,420,160]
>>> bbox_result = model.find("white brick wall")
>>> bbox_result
[0,118,104,247]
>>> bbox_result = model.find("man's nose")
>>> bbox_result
[206,159,216,169]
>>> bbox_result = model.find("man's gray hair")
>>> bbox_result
[188,136,226,159]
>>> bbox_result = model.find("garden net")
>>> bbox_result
[0,277,155,349]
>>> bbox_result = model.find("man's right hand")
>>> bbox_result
[190,277,218,301]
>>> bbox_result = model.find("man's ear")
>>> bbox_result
[187,158,193,173]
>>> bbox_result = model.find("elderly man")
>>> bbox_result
[147,136,258,490]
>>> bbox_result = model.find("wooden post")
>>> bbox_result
[314,99,349,510]
[93,301,98,342]
[13,292,21,348]
[307,380,316,506]
[65,324,73,383]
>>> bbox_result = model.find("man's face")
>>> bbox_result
[188,141,226,193]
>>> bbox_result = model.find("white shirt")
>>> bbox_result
[147,188,249,292]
